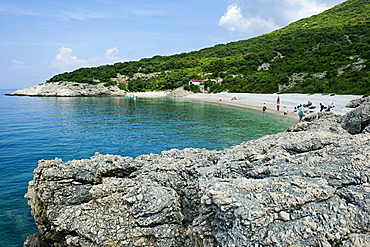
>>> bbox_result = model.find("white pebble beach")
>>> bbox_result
[125,91,363,120]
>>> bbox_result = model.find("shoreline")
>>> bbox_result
[132,91,363,120]
[184,93,298,119]
[126,91,169,97]
[184,93,363,120]
[7,84,364,120]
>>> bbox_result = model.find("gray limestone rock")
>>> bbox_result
[346,96,370,108]
[166,87,192,98]
[341,104,370,134]
[7,82,127,97]
[24,100,370,246]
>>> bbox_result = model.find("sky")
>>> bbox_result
[0,0,346,89]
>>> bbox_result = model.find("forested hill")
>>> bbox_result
[47,0,370,95]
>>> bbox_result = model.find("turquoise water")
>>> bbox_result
[0,90,296,246]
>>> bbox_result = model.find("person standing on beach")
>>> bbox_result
[262,103,267,113]
[276,96,281,111]
[298,105,305,122]
[320,103,325,112]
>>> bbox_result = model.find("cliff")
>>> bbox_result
[24,98,370,246]
[7,82,126,97]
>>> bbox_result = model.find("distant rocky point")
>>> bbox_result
[24,97,370,246]
[6,82,192,98]
[7,82,127,97]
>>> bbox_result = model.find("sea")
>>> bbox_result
[0,89,296,246]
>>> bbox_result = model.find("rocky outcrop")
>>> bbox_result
[7,82,127,97]
[341,104,370,134]
[346,96,370,108]
[24,98,370,247]
[166,87,192,98]
[342,96,370,134]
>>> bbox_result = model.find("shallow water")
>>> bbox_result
[0,90,296,246]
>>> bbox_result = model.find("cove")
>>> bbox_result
[0,92,296,246]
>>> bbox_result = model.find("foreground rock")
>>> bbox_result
[8,82,127,97]
[346,96,370,108]
[25,99,370,246]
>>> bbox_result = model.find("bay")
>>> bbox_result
[0,89,296,246]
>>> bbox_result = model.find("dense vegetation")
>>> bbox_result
[47,0,370,95]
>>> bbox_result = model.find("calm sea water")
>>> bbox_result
[0,89,296,246]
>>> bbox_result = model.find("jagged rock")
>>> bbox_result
[341,104,370,134]
[23,233,48,247]
[346,96,370,108]
[25,101,370,246]
[7,82,127,97]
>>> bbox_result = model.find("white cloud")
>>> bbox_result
[131,8,164,17]
[105,47,119,56]
[58,9,107,21]
[49,47,86,72]
[10,59,34,70]
[1,3,107,21]
[49,47,126,73]
[219,4,278,37]
[284,0,328,22]
[219,0,342,38]
[102,47,124,63]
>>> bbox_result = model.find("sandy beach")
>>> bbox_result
[130,91,363,120]
[184,93,363,119]
[125,91,169,97]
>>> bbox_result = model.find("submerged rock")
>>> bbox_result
[25,99,370,246]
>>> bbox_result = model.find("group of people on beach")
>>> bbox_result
[262,96,335,121]
[296,101,335,121]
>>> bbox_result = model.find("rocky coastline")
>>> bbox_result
[7,82,127,97]
[24,97,370,246]
[7,82,193,98]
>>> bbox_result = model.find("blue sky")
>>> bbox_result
[0,0,346,89]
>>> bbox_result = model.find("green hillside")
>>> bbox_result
[47,0,370,95]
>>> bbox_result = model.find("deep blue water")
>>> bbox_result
[0,89,296,246]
